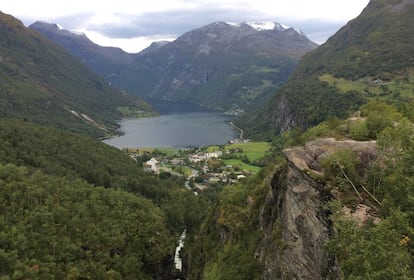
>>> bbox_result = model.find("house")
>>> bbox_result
[144,158,159,173]
[206,151,223,158]
[170,158,182,165]
[237,174,246,180]
[189,154,203,163]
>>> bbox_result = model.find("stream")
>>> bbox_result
[174,229,187,274]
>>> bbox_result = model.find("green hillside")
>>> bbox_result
[239,0,414,139]
[0,119,206,231]
[0,163,173,279]
[186,101,414,279]
[0,119,208,278]
[0,12,154,137]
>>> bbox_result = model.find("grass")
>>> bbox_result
[319,72,414,99]
[223,159,261,173]
[182,166,194,177]
[228,142,271,161]
[207,142,270,161]
[207,142,270,174]
[161,164,193,177]
[320,73,376,93]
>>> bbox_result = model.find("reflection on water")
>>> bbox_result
[103,112,236,149]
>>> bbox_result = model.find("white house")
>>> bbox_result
[206,151,223,158]
[144,158,159,173]
[237,174,246,180]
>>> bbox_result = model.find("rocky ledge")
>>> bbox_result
[257,138,377,279]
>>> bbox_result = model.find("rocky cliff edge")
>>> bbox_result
[258,138,377,279]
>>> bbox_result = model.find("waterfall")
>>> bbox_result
[174,229,187,272]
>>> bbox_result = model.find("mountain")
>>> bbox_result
[240,0,414,139]
[111,21,318,113]
[137,40,170,56]
[0,12,154,137]
[29,21,136,79]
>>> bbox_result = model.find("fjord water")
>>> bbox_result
[104,112,236,148]
[104,100,236,148]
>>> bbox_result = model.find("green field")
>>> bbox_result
[207,141,270,161]
[227,142,271,161]
[319,73,414,99]
[223,159,261,173]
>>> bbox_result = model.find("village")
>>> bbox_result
[128,141,270,194]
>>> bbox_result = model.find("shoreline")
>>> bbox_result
[229,121,244,140]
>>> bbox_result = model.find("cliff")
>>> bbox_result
[258,138,376,279]
[185,138,378,279]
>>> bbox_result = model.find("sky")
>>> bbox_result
[1,0,370,53]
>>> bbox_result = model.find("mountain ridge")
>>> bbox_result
[110,20,317,112]
[29,21,136,79]
[0,12,153,137]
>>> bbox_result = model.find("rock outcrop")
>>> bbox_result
[257,138,376,279]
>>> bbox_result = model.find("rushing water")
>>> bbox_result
[103,112,237,148]
[174,230,187,272]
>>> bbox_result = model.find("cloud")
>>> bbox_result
[1,0,369,52]
[53,5,267,39]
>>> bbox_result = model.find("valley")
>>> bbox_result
[1,0,414,279]
[31,20,317,114]
[127,141,270,193]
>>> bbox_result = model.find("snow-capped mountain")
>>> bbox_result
[110,21,318,112]
[30,19,317,113]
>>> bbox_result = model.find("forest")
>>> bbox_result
[0,119,209,279]
[1,0,414,278]
[183,101,414,279]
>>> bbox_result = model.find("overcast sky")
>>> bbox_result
[1,0,370,53]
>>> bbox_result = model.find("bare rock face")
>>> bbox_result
[257,138,376,279]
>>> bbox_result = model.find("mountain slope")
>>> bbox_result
[0,164,174,279]
[0,119,187,278]
[240,0,414,139]
[0,12,153,137]
[111,21,317,113]
[29,21,136,79]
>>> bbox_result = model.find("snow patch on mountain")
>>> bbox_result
[246,21,290,31]
[47,22,85,36]
[293,27,304,34]
[56,23,65,30]
[226,21,293,32]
